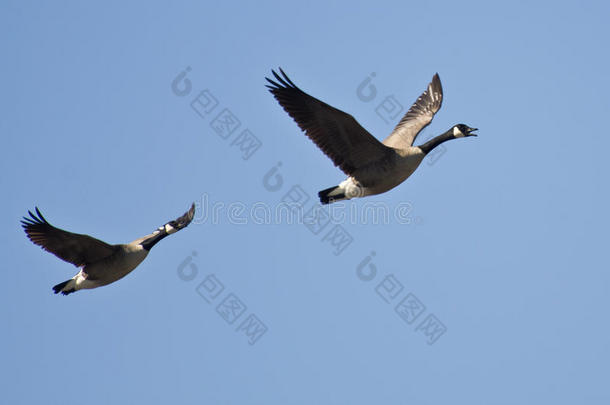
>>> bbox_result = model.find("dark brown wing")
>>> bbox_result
[382,73,443,149]
[266,69,392,176]
[21,207,117,267]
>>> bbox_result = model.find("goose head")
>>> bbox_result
[452,124,478,138]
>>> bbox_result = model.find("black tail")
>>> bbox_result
[52,280,76,295]
[318,186,344,205]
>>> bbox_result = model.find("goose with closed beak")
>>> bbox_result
[22,204,196,295]
[266,69,477,204]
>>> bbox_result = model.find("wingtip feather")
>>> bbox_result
[188,203,196,220]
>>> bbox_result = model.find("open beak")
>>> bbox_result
[467,127,478,137]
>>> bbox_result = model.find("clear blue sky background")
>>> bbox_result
[2,1,609,404]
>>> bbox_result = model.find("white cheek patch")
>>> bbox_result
[164,224,177,234]
[453,126,465,138]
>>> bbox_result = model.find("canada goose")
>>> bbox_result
[21,204,195,295]
[266,69,477,204]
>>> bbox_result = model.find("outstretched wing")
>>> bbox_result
[382,73,443,149]
[130,203,196,246]
[266,69,393,176]
[165,202,196,232]
[21,207,117,267]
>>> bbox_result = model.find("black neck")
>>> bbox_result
[418,130,454,155]
[141,230,169,251]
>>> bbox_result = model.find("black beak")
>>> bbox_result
[467,127,478,136]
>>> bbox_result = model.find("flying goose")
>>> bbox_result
[21,204,196,295]
[266,69,477,204]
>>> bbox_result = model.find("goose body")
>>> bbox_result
[68,244,149,291]
[22,204,195,295]
[266,69,477,204]
[329,147,426,200]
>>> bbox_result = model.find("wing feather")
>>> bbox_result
[382,73,443,149]
[22,208,117,267]
[267,69,392,176]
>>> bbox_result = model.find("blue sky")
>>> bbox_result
[2,1,609,404]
